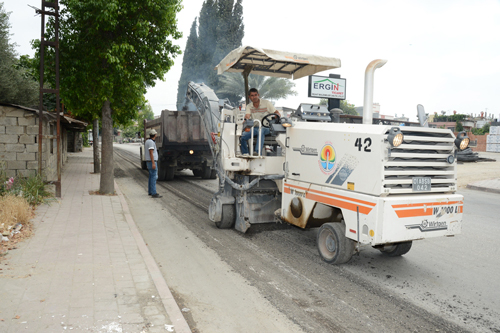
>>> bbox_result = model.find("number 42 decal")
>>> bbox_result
[355,137,372,152]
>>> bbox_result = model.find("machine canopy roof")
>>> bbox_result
[215,46,341,80]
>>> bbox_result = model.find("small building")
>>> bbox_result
[0,103,87,181]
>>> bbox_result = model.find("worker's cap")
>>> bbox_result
[148,129,157,136]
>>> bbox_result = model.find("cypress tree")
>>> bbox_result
[176,19,200,110]
[176,0,244,107]
[197,0,218,79]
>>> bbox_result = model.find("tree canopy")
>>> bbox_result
[319,99,358,115]
[217,73,297,103]
[176,0,244,109]
[0,3,38,107]
[36,0,182,193]
[53,0,182,123]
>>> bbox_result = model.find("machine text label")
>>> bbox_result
[293,145,318,156]
[405,219,448,232]
[355,137,372,152]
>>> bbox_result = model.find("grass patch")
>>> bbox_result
[1,164,52,260]
[0,195,33,233]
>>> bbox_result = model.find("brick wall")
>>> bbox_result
[0,105,67,181]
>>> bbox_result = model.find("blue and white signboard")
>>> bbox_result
[308,75,346,100]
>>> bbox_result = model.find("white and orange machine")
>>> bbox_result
[187,46,468,264]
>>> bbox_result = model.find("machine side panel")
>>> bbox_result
[285,123,385,196]
[282,179,463,245]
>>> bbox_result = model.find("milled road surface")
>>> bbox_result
[113,143,500,332]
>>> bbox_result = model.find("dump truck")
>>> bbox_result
[186,46,469,264]
[140,109,217,180]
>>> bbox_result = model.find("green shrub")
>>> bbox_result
[10,174,51,206]
[1,162,52,206]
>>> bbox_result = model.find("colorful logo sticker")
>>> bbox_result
[319,144,336,174]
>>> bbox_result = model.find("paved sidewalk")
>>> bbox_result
[466,178,500,194]
[0,150,190,332]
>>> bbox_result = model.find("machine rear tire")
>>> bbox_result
[193,169,202,177]
[215,204,235,229]
[317,223,355,264]
[210,169,217,179]
[380,241,412,257]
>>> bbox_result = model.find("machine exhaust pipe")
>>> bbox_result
[362,59,387,125]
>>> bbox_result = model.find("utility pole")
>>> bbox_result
[35,0,61,197]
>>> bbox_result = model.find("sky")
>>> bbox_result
[4,0,500,122]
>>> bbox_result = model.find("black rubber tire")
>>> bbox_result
[193,169,202,177]
[140,147,148,170]
[215,204,235,229]
[165,165,175,181]
[317,223,355,264]
[157,159,175,181]
[210,169,217,179]
[201,163,212,179]
[380,241,412,257]
[157,160,167,181]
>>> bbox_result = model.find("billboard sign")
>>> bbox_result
[308,75,346,100]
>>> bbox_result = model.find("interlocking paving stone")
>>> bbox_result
[0,150,177,332]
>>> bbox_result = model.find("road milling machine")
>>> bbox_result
[187,46,469,264]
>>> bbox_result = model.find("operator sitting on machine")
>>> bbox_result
[241,88,281,156]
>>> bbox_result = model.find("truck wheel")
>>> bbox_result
[140,147,147,170]
[165,165,175,181]
[193,169,202,177]
[157,160,167,181]
[157,160,174,181]
[210,169,217,179]
[215,204,235,229]
[380,241,412,257]
[317,223,355,264]
[201,163,212,179]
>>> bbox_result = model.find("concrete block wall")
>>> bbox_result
[0,105,67,181]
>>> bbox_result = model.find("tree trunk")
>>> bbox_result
[93,118,100,173]
[99,99,114,194]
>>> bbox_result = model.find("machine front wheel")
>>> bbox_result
[215,204,235,229]
[317,223,355,264]
[380,241,412,257]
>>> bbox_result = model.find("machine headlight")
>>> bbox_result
[189,150,194,155]
[387,127,404,147]
[281,117,292,127]
[454,131,469,150]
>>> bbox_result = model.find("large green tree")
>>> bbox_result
[42,0,182,194]
[176,0,244,109]
[0,3,38,107]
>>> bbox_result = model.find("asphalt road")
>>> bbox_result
[113,143,500,333]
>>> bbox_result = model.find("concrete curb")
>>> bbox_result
[465,184,500,194]
[114,180,192,333]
